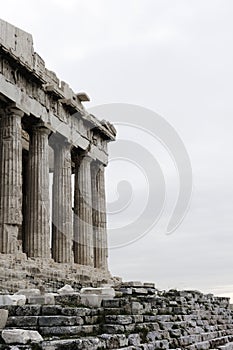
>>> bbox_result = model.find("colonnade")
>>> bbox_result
[0,107,108,269]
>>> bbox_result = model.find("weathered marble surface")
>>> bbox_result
[0,18,116,286]
[0,108,24,255]
[2,329,43,344]
[74,155,94,267]
[0,309,8,330]
[25,126,51,258]
[0,19,116,165]
[52,139,73,263]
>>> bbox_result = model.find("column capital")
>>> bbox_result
[73,151,93,166]
[49,133,71,151]
[6,106,24,118]
[81,154,93,163]
[0,106,24,118]
[91,160,105,172]
[32,123,51,136]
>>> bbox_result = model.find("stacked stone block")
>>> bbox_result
[0,283,233,349]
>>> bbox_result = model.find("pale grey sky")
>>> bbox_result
[1,0,233,299]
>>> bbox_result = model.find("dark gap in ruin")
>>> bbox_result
[21,148,28,255]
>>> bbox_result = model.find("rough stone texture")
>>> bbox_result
[0,285,233,349]
[2,329,43,344]
[0,253,117,294]
[54,294,81,308]
[0,309,8,329]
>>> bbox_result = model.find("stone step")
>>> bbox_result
[6,316,39,328]
[39,324,99,337]
[38,316,84,327]
[103,307,126,315]
[41,334,128,349]
[102,321,164,335]
[6,314,102,328]
[102,299,121,308]
[0,305,42,317]
[0,346,32,350]
[0,337,105,350]
[218,342,233,350]
[2,304,99,316]
[184,336,231,350]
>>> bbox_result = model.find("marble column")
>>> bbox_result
[0,107,24,254]
[73,153,94,266]
[52,138,73,263]
[25,124,51,258]
[91,162,108,269]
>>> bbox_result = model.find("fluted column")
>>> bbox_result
[91,162,108,269]
[74,154,94,266]
[0,107,24,254]
[25,125,51,258]
[52,138,73,263]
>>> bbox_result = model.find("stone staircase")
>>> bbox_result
[0,283,233,349]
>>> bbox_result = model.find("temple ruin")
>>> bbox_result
[1,18,233,350]
[0,19,117,291]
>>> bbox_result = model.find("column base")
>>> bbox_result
[0,254,117,293]
[0,224,22,254]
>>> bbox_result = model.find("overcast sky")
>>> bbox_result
[1,0,233,299]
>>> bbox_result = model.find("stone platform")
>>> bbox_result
[0,282,233,349]
[0,254,120,293]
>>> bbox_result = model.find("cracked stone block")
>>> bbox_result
[2,329,43,344]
